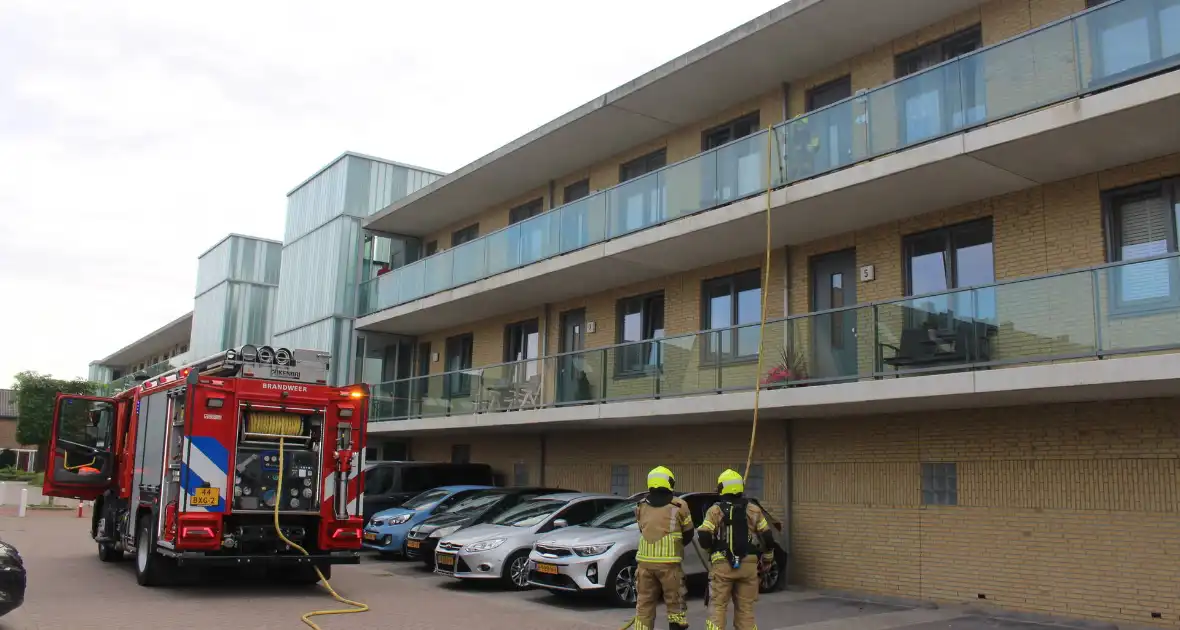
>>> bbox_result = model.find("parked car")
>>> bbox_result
[362,461,494,521]
[434,493,626,589]
[528,491,788,606]
[363,485,492,557]
[0,537,25,617]
[405,486,572,568]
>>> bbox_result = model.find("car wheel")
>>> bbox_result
[758,548,786,593]
[134,516,175,587]
[97,541,121,563]
[606,554,638,607]
[502,551,531,590]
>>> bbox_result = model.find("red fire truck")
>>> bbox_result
[42,345,367,586]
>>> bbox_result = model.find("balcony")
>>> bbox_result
[98,352,194,395]
[367,254,1180,429]
[358,0,1180,334]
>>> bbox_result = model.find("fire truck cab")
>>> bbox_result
[43,345,367,586]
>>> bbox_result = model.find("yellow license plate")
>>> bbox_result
[535,563,559,575]
[437,554,455,566]
[407,540,421,549]
[363,532,378,541]
[191,488,220,507]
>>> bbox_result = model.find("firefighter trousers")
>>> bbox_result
[634,561,688,629]
[706,557,760,630]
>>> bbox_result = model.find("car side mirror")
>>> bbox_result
[552,519,569,529]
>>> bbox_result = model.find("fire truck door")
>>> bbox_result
[43,394,116,501]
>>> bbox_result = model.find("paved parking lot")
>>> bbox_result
[0,511,1111,630]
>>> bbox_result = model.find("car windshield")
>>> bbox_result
[445,492,506,514]
[401,489,452,510]
[588,501,637,529]
[488,499,564,527]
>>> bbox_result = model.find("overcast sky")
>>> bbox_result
[0,0,785,386]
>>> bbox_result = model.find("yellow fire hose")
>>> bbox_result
[619,126,781,630]
[744,124,778,483]
[274,437,370,629]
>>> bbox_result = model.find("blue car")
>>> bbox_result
[363,485,492,556]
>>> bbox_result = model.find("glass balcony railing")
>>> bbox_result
[103,354,193,393]
[367,254,1180,422]
[358,0,1180,318]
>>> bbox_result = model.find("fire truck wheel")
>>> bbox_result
[97,541,121,563]
[135,516,176,586]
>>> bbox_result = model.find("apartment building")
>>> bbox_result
[88,311,194,388]
[354,0,1180,625]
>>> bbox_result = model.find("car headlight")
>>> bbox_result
[386,514,412,526]
[462,538,506,553]
[431,525,460,539]
[573,543,615,557]
[370,518,385,527]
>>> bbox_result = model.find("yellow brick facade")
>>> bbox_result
[792,399,1180,628]
[405,398,1180,628]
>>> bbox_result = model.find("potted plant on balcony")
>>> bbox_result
[760,345,809,388]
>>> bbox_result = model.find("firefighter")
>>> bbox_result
[631,465,694,630]
[697,469,777,630]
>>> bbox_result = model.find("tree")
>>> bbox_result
[12,371,96,471]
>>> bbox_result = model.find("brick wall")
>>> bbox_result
[0,419,21,450]
[791,399,1180,628]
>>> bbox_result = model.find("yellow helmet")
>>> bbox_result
[647,466,675,491]
[717,469,744,495]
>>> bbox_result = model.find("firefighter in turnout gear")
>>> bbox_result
[631,466,695,630]
[697,469,776,630]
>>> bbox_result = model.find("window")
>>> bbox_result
[619,149,666,183]
[895,26,982,78]
[425,240,439,257]
[921,462,958,506]
[553,500,600,527]
[503,319,541,380]
[895,26,983,144]
[903,219,995,325]
[363,467,394,496]
[513,462,529,486]
[806,76,852,112]
[451,444,471,465]
[443,334,474,398]
[1084,0,1180,89]
[451,225,479,247]
[702,112,760,151]
[702,269,763,362]
[509,198,544,225]
[563,179,590,204]
[610,465,630,496]
[1104,178,1180,313]
[616,292,665,375]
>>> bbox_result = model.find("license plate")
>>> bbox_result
[363,532,377,542]
[437,554,455,566]
[535,563,559,575]
[407,540,421,549]
[191,487,220,507]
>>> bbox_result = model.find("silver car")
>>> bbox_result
[527,492,789,606]
[434,493,627,589]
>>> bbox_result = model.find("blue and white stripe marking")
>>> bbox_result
[180,436,229,512]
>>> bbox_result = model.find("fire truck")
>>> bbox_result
[42,345,367,586]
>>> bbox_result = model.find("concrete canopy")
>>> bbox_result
[363,0,985,237]
[95,311,193,368]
